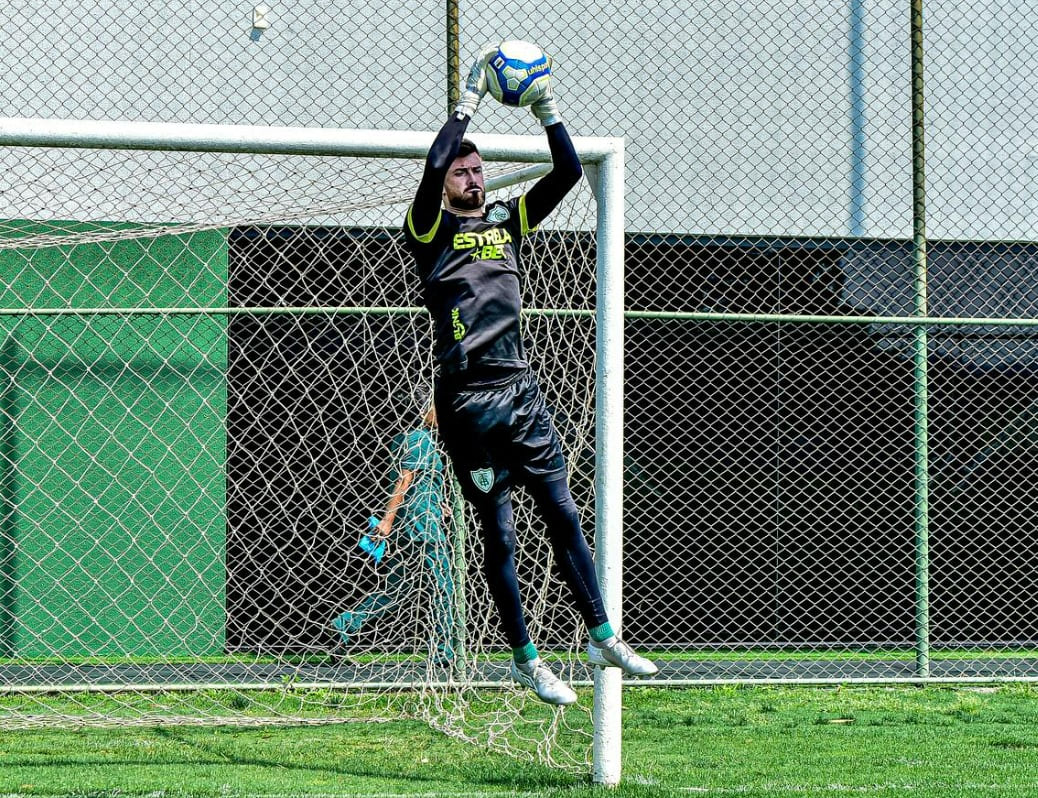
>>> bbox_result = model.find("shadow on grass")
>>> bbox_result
[0,723,582,795]
[149,723,578,791]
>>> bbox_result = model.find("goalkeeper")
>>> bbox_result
[402,45,657,706]
[332,396,456,665]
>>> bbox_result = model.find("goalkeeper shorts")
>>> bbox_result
[435,368,567,502]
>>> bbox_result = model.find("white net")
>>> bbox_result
[0,141,603,772]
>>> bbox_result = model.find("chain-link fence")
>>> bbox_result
[0,0,1036,687]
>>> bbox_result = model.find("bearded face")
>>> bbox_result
[443,152,485,211]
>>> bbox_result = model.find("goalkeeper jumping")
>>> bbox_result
[402,45,657,706]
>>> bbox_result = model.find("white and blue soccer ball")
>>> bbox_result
[486,40,552,107]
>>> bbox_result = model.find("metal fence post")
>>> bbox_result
[910,0,931,679]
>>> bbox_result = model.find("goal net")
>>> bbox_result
[0,120,623,775]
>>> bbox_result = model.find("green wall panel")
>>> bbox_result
[0,225,227,658]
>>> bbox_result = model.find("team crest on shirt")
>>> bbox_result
[470,467,495,493]
[486,205,510,223]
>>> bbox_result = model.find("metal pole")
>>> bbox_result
[848,0,868,237]
[0,335,17,658]
[0,117,621,164]
[910,0,931,679]
[591,140,624,787]
[449,480,468,681]
[446,0,461,117]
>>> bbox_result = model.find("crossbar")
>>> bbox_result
[0,117,622,164]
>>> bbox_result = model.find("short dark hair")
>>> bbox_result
[457,138,479,158]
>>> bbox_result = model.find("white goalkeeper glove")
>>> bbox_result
[453,44,497,119]
[529,58,562,126]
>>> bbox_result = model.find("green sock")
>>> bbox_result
[512,642,538,664]
[589,622,615,643]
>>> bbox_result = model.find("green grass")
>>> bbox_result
[646,647,1038,662]
[2,685,1038,797]
[5,646,1036,667]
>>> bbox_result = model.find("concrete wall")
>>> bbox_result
[0,0,1031,240]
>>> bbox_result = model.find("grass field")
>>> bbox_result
[2,684,1038,797]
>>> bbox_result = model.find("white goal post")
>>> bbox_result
[0,117,626,785]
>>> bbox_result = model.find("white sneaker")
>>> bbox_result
[510,657,578,706]
[587,637,659,677]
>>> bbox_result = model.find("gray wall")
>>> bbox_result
[0,0,1033,240]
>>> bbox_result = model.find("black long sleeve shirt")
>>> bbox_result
[403,116,582,386]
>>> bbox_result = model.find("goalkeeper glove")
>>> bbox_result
[358,516,387,564]
[529,61,562,126]
[453,44,497,120]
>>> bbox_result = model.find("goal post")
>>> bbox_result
[0,118,626,783]
[587,139,625,788]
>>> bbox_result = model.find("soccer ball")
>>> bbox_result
[486,40,552,107]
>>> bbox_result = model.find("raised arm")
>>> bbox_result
[408,46,496,239]
[523,123,583,230]
[522,60,583,230]
[408,116,470,239]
